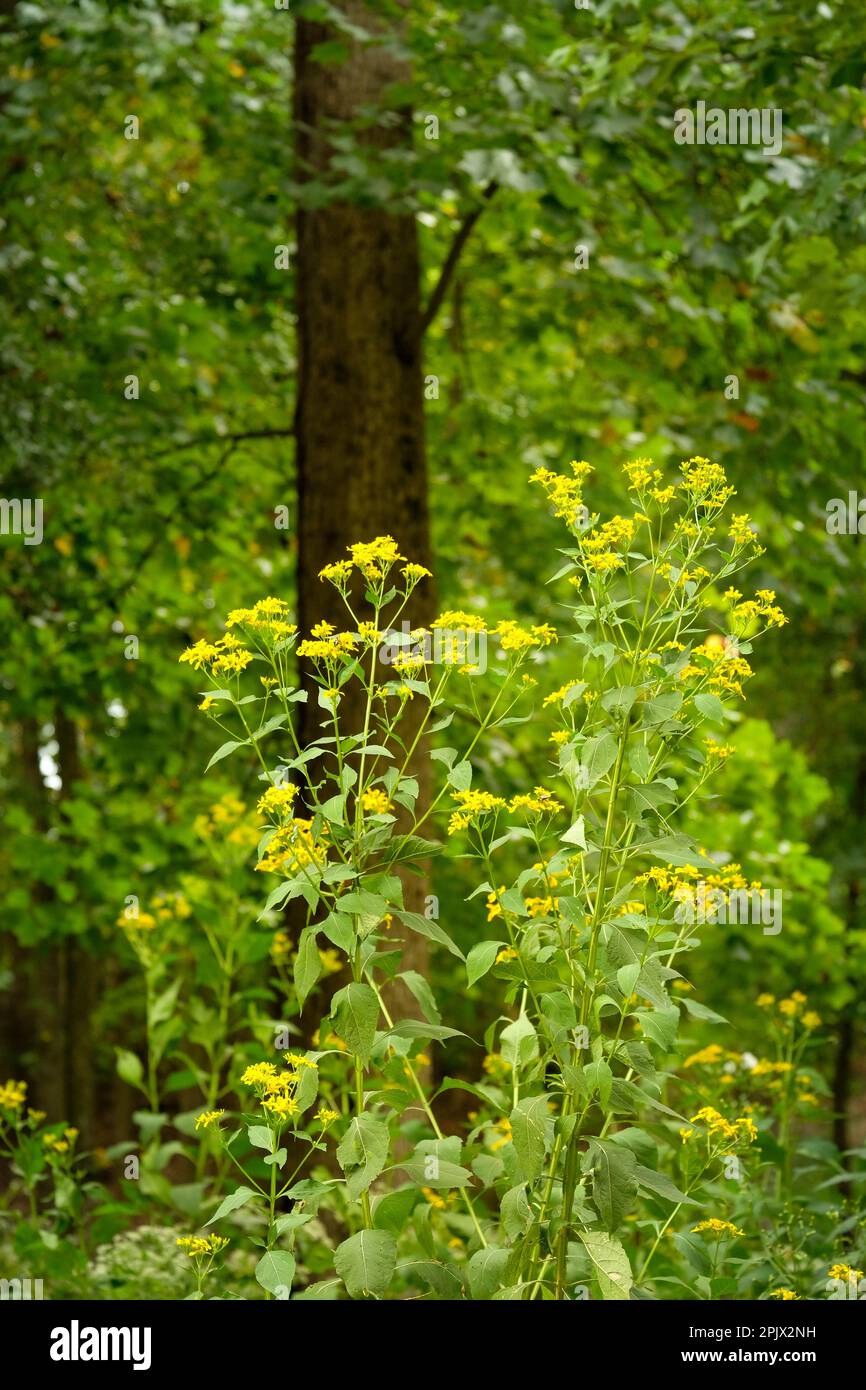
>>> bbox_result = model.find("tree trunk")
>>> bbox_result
[293,2,434,1020]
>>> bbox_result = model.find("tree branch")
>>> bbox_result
[420,182,498,335]
[147,427,294,463]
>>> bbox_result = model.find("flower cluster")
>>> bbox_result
[240,1056,316,1128]
[687,1106,757,1146]
[256,818,329,875]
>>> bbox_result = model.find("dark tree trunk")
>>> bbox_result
[293,2,434,1017]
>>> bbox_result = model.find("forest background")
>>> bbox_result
[1,0,865,1183]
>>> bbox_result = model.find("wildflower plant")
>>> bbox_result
[179,537,557,1296]
[178,459,791,1300]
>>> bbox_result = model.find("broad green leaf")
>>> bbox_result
[510,1094,550,1184]
[448,760,473,791]
[337,1114,389,1200]
[640,692,683,726]
[372,1186,418,1234]
[398,1156,474,1188]
[398,969,441,1023]
[635,1164,697,1205]
[586,1138,637,1231]
[467,1246,510,1300]
[205,739,247,771]
[579,731,618,787]
[115,1048,146,1095]
[500,1184,533,1241]
[694,692,727,722]
[334,1229,396,1300]
[388,1020,465,1042]
[396,909,465,960]
[466,939,505,987]
[578,1230,633,1300]
[681,997,729,1025]
[561,814,587,848]
[294,926,321,1007]
[206,1185,258,1226]
[500,1012,538,1068]
[635,1006,680,1050]
[331,982,379,1063]
[255,1249,296,1297]
[584,1059,613,1108]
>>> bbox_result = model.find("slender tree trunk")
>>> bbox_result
[293,2,433,1018]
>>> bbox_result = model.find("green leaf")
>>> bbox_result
[115,1048,147,1095]
[294,926,321,1007]
[334,1229,396,1300]
[398,1139,473,1189]
[584,1059,613,1108]
[273,1211,314,1237]
[586,1138,637,1231]
[644,834,709,867]
[320,793,346,825]
[467,1246,510,1300]
[616,963,641,997]
[255,1249,296,1297]
[205,739,246,771]
[681,997,729,1025]
[500,1184,533,1241]
[635,1007,680,1050]
[601,685,637,717]
[398,970,441,1023]
[694,692,726,722]
[579,732,618,787]
[320,911,354,954]
[338,890,389,918]
[578,1230,633,1300]
[635,1164,697,1205]
[500,1012,538,1068]
[388,1020,465,1042]
[395,909,465,960]
[466,939,505,987]
[331,982,379,1063]
[336,1114,389,1200]
[448,760,473,791]
[640,692,683,726]
[510,1095,549,1184]
[206,1185,258,1226]
[561,814,587,848]
[372,1186,418,1234]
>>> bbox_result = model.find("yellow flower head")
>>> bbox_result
[177,1234,230,1259]
[0,1079,27,1112]
[257,784,299,816]
[195,1109,224,1132]
[349,536,404,579]
[508,787,564,817]
[315,1107,339,1127]
[691,1218,745,1238]
[448,789,507,835]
